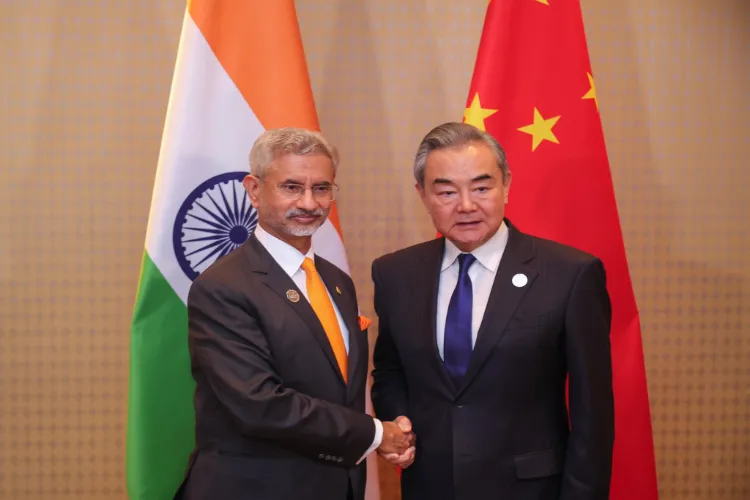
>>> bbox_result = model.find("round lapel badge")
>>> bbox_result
[512,273,528,288]
[286,289,300,302]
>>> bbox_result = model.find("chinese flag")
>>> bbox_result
[462,1,658,499]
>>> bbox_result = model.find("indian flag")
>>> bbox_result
[125,2,380,498]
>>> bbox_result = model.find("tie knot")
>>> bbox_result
[457,253,476,274]
[301,257,316,274]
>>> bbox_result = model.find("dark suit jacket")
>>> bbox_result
[175,234,375,500]
[371,220,615,500]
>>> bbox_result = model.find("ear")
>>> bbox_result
[503,170,512,203]
[243,175,262,209]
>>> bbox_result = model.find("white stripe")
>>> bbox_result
[145,12,265,303]
[312,220,350,275]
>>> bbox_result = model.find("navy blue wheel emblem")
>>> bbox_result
[173,171,258,280]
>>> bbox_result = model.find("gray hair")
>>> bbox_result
[413,122,509,187]
[249,127,339,179]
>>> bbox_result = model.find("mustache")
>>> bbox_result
[285,208,325,219]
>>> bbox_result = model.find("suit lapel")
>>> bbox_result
[456,226,537,396]
[315,256,363,400]
[419,238,459,397]
[244,236,346,387]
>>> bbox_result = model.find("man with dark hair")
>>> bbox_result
[371,122,615,499]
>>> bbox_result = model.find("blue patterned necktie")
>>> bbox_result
[444,253,476,386]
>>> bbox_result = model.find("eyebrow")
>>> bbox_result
[432,178,454,185]
[280,179,333,186]
[471,174,493,182]
[432,174,493,185]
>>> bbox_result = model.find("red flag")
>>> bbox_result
[462,1,658,499]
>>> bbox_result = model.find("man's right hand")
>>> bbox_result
[378,416,416,468]
[378,418,415,455]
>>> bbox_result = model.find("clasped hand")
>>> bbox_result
[377,416,416,468]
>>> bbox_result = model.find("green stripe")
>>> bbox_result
[126,251,195,499]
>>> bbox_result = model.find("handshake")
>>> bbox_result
[376,416,416,468]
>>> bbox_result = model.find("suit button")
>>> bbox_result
[337,457,343,462]
[319,454,325,459]
[456,405,464,408]
[325,455,332,460]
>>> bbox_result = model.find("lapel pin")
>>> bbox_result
[335,286,342,295]
[286,289,300,303]
[512,273,528,288]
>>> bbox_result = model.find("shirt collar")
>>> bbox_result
[441,220,509,273]
[253,224,315,278]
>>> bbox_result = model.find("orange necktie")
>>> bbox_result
[301,257,348,382]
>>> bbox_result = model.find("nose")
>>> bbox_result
[297,187,318,211]
[456,190,476,213]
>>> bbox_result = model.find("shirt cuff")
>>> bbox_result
[356,418,383,465]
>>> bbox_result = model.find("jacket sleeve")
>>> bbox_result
[370,260,409,421]
[560,258,616,500]
[187,276,376,467]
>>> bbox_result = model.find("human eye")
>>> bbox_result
[313,185,332,195]
[473,184,494,196]
[280,183,304,195]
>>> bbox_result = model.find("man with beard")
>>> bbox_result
[175,128,415,500]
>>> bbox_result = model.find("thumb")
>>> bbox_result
[395,416,412,433]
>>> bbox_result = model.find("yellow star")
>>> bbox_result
[517,108,561,151]
[463,93,498,132]
[582,72,598,110]
[536,0,550,5]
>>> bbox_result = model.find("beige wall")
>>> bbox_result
[1,0,748,499]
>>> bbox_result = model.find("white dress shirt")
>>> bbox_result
[253,225,383,463]
[436,221,509,360]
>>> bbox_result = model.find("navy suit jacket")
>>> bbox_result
[371,220,615,500]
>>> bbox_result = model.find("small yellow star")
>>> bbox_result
[536,0,550,5]
[582,72,598,110]
[517,107,561,152]
[463,93,498,132]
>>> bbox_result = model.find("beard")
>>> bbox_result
[257,201,328,239]
[284,207,326,236]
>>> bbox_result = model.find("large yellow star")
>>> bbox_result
[517,108,561,151]
[463,93,497,131]
[582,72,598,110]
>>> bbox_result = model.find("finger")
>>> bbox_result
[394,446,414,462]
[392,447,416,467]
[395,416,412,433]
[403,447,416,468]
